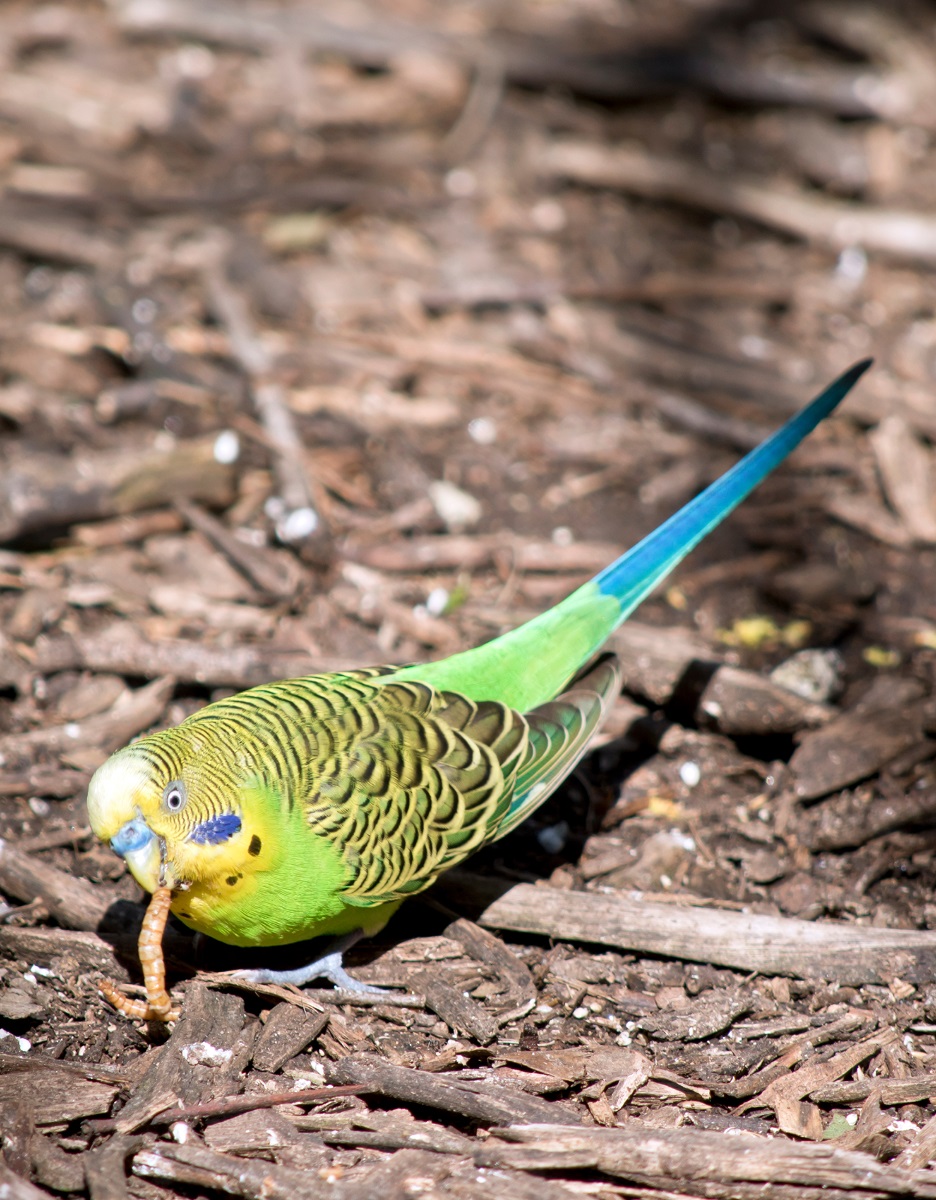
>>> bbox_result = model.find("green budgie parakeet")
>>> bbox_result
[87,360,869,1020]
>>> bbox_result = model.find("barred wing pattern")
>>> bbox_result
[305,660,620,905]
[180,660,620,910]
[301,674,526,905]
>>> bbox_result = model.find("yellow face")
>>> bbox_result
[87,749,165,891]
[87,732,330,948]
[86,736,263,897]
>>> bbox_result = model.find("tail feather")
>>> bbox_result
[388,359,871,713]
[592,358,871,619]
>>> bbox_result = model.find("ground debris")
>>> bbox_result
[1,1,936,1197]
[479,884,936,985]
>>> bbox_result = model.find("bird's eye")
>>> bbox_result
[164,782,186,812]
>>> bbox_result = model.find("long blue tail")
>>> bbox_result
[391,359,871,712]
[593,358,871,617]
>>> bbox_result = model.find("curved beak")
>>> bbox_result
[110,818,161,893]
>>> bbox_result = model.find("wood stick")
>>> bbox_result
[0,437,236,543]
[174,499,301,599]
[0,1160,54,1200]
[133,1142,329,1200]
[34,624,353,688]
[347,533,623,574]
[0,677,174,768]
[0,838,113,931]
[478,883,936,985]
[87,1084,366,1135]
[0,202,119,268]
[203,256,327,552]
[115,0,888,118]
[482,1123,936,1198]
[541,140,936,266]
[328,1053,579,1127]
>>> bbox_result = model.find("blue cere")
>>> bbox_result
[189,813,243,845]
[111,817,155,857]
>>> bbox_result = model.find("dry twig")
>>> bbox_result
[480,882,936,985]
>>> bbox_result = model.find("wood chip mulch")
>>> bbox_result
[4,2,936,1197]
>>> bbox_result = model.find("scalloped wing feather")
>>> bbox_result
[292,661,619,908]
[494,655,622,841]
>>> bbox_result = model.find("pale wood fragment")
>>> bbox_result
[542,140,936,265]
[480,882,936,984]
[483,1123,936,1197]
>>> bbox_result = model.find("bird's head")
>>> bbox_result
[87,729,256,894]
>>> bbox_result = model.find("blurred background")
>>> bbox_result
[4,0,936,1073]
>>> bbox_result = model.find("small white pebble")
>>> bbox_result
[659,874,672,889]
[170,1122,191,1144]
[425,587,449,617]
[213,430,240,464]
[679,761,701,788]
[846,1112,859,1126]
[132,297,157,325]
[22,972,36,986]
[445,167,477,197]
[28,797,50,816]
[174,43,216,79]
[64,724,81,740]
[181,1042,233,1067]
[588,1002,603,1013]
[531,198,567,232]
[29,964,55,978]
[615,1031,632,1046]
[572,1006,589,1020]
[467,417,496,445]
[551,526,573,546]
[428,480,482,530]
[739,334,769,360]
[0,1028,31,1052]
[835,245,867,285]
[770,648,843,704]
[278,506,319,541]
[535,1004,554,1014]
[890,1119,920,1132]
[537,820,568,855]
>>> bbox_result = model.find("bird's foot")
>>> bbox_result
[232,931,388,994]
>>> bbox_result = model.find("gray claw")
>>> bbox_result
[230,930,387,994]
